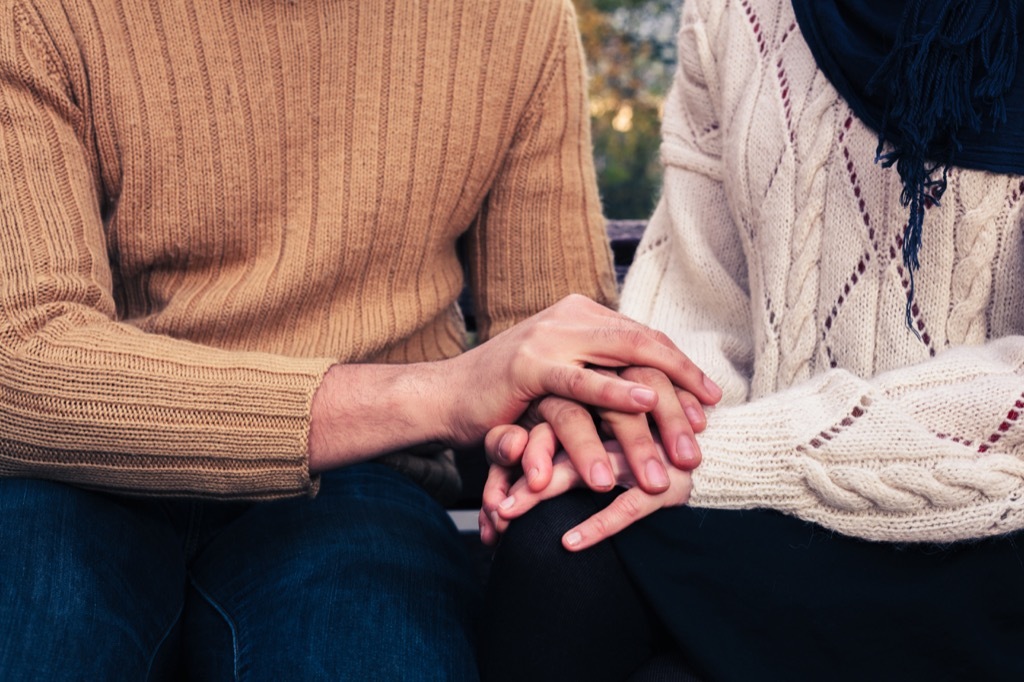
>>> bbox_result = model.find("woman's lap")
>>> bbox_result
[480,490,672,682]
[614,505,1024,681]
[483,490,1024,681]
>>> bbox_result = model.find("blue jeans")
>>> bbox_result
[0,463,481,681]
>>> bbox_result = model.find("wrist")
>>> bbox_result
[307,362,453,472]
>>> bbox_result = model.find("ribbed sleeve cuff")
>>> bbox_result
[0,340,336,500]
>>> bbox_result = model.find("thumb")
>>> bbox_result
[484,424,529,466]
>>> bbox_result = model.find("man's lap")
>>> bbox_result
[182,463,480,680]
[0,478,185,679]
[0,464,480,681]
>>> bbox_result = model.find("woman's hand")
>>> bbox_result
[481,439,692,551]
[477,362,715,545]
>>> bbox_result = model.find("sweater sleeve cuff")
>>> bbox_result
[687,369,870,511]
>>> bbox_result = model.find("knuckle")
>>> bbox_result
[666,415,695,436]
[622,431,656,452]
[565,368,592,398]
[618,326,649,350]
[541,365,570,394]
[524,398,548,427]
[652,329,676,350]
[529,421,558,447]
[588,514,610,538]
[552,293,589,315]
[536,395,570,420]
[549,403,591,431]
[593,378,619,405]
[613,318,654,344]
[623,365,664,385]
[481,485,504,507]
[517,323,547,350]
[615,492,646,520]
[563,293,585,306]
[675,388,702,408]
[595,322,622,346]
[595,406,626,426]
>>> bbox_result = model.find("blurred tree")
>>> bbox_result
[572,0,681,218]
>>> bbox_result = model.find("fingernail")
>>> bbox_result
[499,496,515,510]
[630,387,657,407]
[684,406,704,426]
[676,434,697,462]
[565,531,583,547]
[527,467,540,484]
[646,459,669,488]
[591,462,614,488]
[490,511,501,527]
[703,374,723,400]
[497,433,512,460]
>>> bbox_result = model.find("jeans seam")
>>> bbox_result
[144,602,184,682]
[189,576,242,682]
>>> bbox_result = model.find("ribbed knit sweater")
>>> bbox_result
[621,0,1024,542]
[0,0,617,499]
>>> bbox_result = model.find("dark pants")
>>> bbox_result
[482,491,1024,682]
[0,463,481,681]
[618,504,1024,681]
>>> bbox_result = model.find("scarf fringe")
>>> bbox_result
[867,0,1019,332]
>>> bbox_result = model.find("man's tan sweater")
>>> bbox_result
[0,0,617,499]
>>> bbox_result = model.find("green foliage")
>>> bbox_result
[572,0,682,218]
[591,103,662,219]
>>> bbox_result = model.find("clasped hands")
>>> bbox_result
[474,305,721,551]
[313,294,717,544]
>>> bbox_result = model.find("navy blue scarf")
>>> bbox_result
[791,0,1024,330]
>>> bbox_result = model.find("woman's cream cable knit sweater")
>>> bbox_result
[620,0,1024,542]
[0,0,616,499]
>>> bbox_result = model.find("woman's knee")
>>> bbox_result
[481,490,660,682]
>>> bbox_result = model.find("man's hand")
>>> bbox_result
[439,295,720,448]
[483,440,691,550]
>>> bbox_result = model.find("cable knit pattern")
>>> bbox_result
[948,174,1006,346]
[620,0,1024,542]
[778,82,831,389]
[0,0,616,499]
